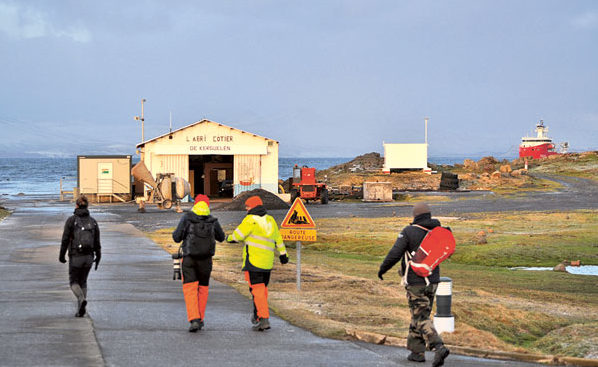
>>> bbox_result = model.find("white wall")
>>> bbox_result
[383,143,428,171]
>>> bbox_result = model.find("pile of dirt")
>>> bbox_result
[320,152,384,175]
[217,189,289,211]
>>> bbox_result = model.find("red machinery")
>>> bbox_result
[290,165,328,204]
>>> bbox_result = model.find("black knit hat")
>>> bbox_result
[412,203,431,217]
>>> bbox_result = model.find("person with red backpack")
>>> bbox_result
[173,194,225,332]
[59,195,101,317]
[378,203,451,367]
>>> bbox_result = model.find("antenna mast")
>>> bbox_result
[134,98,146,143]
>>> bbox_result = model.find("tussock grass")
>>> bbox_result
[0,207,10,222]
[148,210,598,359]
[530,152,598,181]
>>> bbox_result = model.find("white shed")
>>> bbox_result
[382,143,430,173]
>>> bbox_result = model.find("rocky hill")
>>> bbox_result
[312,151,598,192]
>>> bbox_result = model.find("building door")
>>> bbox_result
[98,163,113,194]
[189,155,233,198]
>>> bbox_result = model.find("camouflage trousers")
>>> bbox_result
[405,283,444,354]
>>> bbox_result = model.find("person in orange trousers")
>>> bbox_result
[226,196,288,331]
[173,194,225,332]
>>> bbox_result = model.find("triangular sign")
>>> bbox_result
[281,198,316,229]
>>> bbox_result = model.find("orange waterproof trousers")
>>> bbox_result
[183,282,209,321]
[182,256,212,321]
[245,271,270,319]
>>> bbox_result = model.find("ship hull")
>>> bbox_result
[519,143,558,159]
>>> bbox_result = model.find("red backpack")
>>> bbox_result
[403,225,456,284]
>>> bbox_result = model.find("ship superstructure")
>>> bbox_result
[519,120,559,159]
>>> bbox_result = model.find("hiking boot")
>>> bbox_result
[250,314,258,325]
[432,346,450,367]
[407,352,425,362]
[75,300,87,317]
[252,318,271,331]
[188,319,203,332]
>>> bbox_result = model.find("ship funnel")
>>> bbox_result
[131,161,158,189]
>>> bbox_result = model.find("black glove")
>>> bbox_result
[279,254,289,264]
[94,256,101,271]
[59,255,66,264]
[377,269,385,280]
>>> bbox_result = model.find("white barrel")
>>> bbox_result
[160,177,172,201]
[175,177,190,199]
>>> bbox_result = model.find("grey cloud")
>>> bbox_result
[0,1,91,42]
[571,11,598,29]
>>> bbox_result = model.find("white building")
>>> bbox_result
[382,118,431,173]
[382,143,429,173]
[136,119,279,198]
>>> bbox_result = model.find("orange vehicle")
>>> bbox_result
[290,165,328,204]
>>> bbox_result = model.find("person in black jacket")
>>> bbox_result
[59,195,101,317]
[378,203,450,367]
[172,194,225,332]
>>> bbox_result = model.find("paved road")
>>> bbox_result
[0,201,545,366]
[88,174,598,232]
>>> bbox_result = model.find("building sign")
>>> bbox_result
[154,139,267,155]
[187,135,234,152]
[280,198,317,242]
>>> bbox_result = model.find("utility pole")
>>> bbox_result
[424,117,429,144]
[134,98,147,143]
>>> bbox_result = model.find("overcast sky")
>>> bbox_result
[0,0,596,158]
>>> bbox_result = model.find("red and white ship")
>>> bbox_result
[519,120,559,159]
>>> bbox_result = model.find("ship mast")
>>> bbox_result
[536,120,548,139]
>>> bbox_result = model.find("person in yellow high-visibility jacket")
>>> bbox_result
[226,195,289,331]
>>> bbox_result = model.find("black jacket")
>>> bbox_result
[60,208,101,259]
[379,213,442,285]
[172,212,225,257]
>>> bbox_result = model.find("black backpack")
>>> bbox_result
[186,221,215,258]
[72,217,95,255]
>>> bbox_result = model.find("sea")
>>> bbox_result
[0,156,510,196]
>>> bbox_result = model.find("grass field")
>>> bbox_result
[148,210,598,359]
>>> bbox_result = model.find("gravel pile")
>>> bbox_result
[217,189,289,211]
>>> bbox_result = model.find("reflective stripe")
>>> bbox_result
[275,242,286,254]
[250,234,275,243]
[233,228,245,241]
[246,240,275,252]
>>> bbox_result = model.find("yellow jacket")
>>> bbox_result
[227,214,286,270]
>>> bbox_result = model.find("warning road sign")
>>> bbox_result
[281,198,316,229]
[279,228,316,242]
[280,198,317,291]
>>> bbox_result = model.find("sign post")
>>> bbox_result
[296,241,301,291]
[280,198,317,291]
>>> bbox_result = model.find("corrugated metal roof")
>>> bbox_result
[136,119,278,148]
